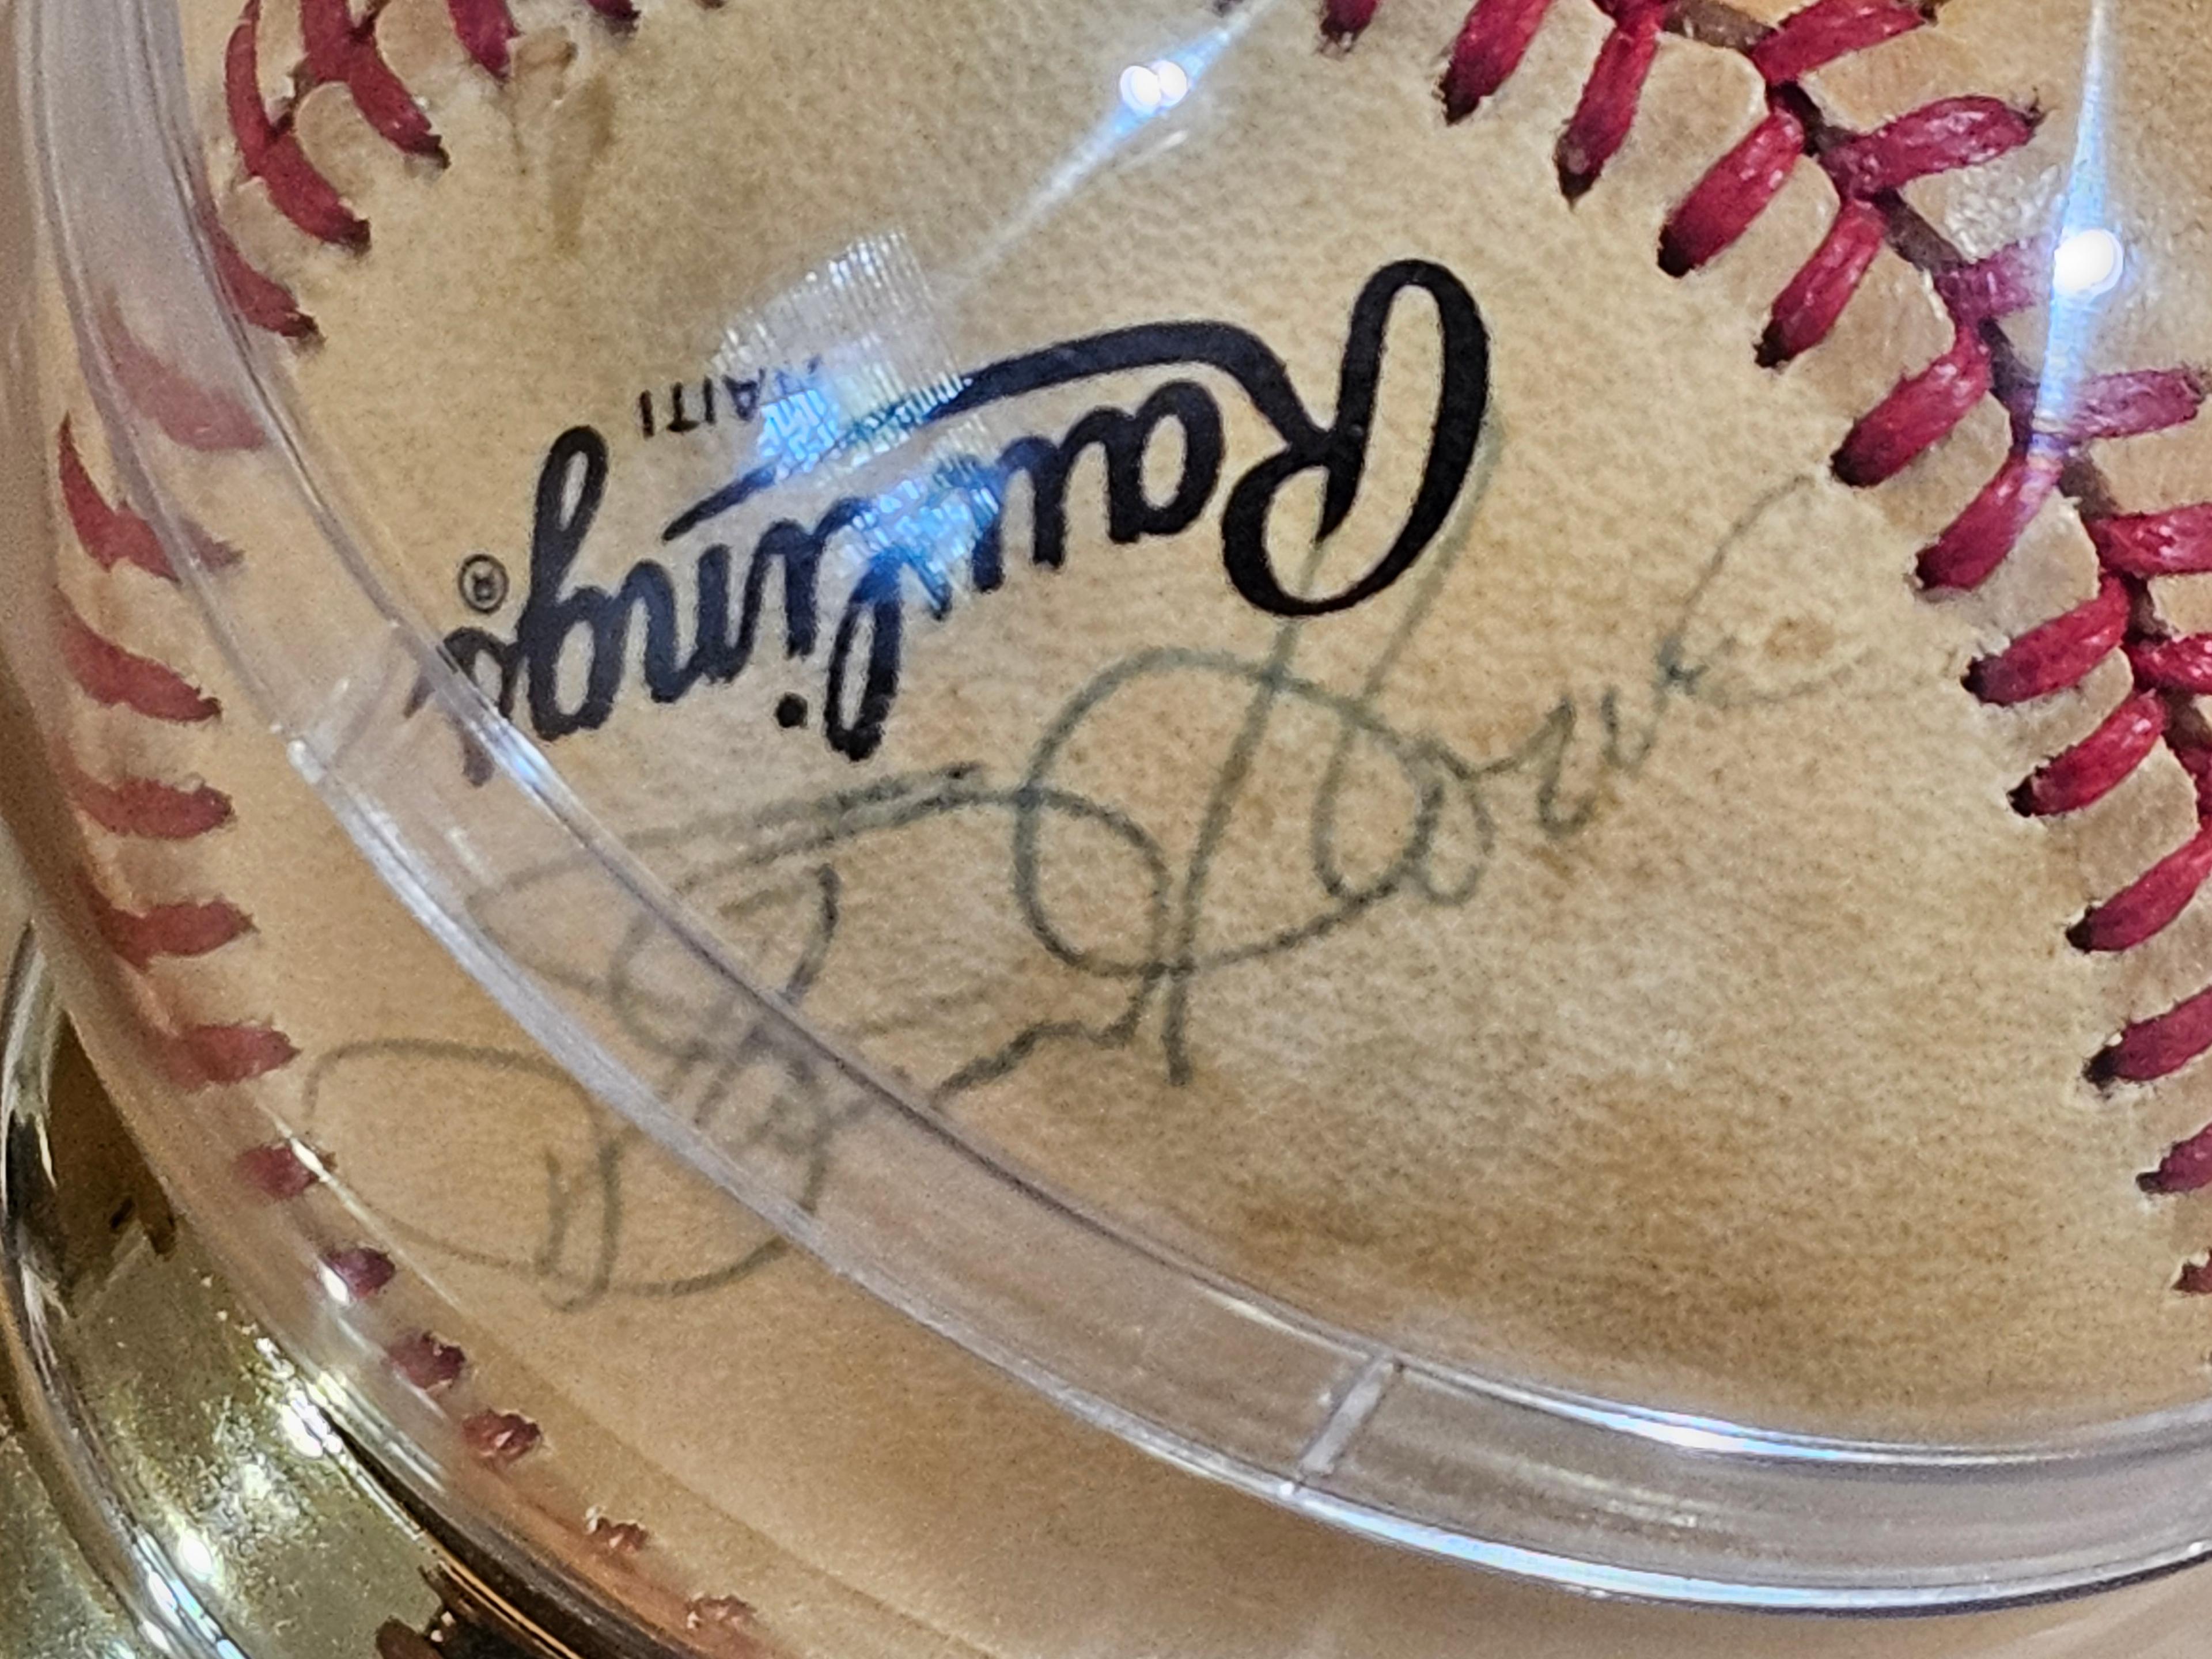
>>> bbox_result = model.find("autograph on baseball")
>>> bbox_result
[377,252,1856,1298]
[489,462,1835,1097]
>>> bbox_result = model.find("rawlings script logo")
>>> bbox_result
[444,261,1490,760]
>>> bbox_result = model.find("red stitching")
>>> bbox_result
[58,749,234,840]
[2069,825,2212,955]
[1759,196,1884,366]
[219,0,638,323]
[2128,634,2212,695]
[1964,572,2127,707]
[1936,237,2048,325]
[58,422,242,580]
[1818,96,2038,200]
[587,1513,651,1555]
[389,1330,468,1392]
[100,299,260,450]
[448,0,523,77]
[462,1410,544,1466]
[54,399,556,1518]
[209,214,317,340]
[2029,368,2206,446]
[1916,447,2062,590]
[1832,328,1991,488]
[1556,2,1662,199]
[81,876,253,968]
[96,299,262,453]
[1747,0,1926,86]
[322,1244,399,1298]
[59,419,173,581]
[235,1140,325,1200]
[1321,0,1382,43]
[2010,691,2166,819]
[55,593,222,723]
[1658,102,1805,277]
[228,0,371,249]
[157,1020,301,1088]
[2115,995,2212,1092]
[1442,0,1559,123]
[237,1142,323,1198]
[1301,1,2212,1271]
[61,360,541,1498]
[300,0,446,162]
[2091,505,2212,577]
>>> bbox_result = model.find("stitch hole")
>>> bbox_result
[389,1331,467,1392]
[463,1409,543,1465]
[320,1245,398,1300]
[1320,0,1381,43]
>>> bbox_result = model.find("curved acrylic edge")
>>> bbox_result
[25,0,2212,1608]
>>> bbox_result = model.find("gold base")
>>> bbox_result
[0,934,597,1659]
[21,910,2212,1659]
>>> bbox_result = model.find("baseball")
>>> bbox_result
[12,0,2212,1645]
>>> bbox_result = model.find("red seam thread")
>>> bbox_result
[463,1410,544,1466]
[49,403,539,1482]
[1964,571,2126,706]
[2009,691,2166,819]
[58,749,234,840]
[96,300,262,454]
[2069,824,2212,955]
[1818,97,2039,200]
[2091,505,2212,577]
[2115,976,2212,1094]
[323,1245,399,1298]
[53,382,546,1487]
[2129,634,2212,695]
[228,0,372,249]
[236,1141,324,1200]
[218,0,640,326]
[157,1020,301,1088]
[1759,196,1885,366]
[2031,368,2206,446]
[81,877,253,969]
[1321,0,1382,42]
[300,0,446,162]
[59,420,173,581]
[1917,446,2063,590]
[2117,1005,2212,1101]
[1556,2,1662,198]
[1747,0,1926,86]
[1832,327,1992,488]
[448,0,523,75]
[209,214,318,340]
[58,421,242,579]
[55,593,222,724]
[390,1331,468,1392]
[1442,0,1559,123]
[1936,238,2048,325]
[1658,101,1805,277]
[1330,1,2212,1248]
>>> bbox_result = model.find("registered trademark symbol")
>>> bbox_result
[457,554,510,615]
